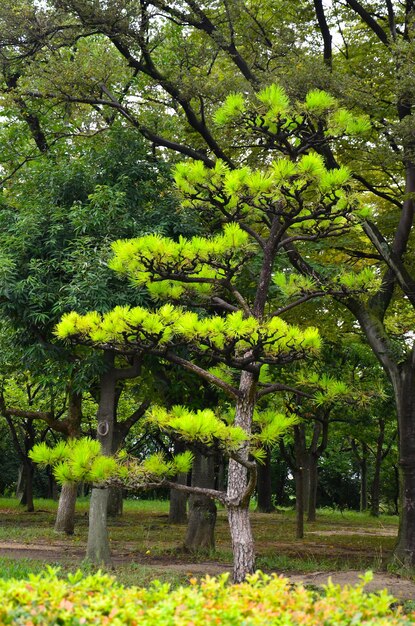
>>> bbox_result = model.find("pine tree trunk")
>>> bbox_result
[54,391,82,533]
[86,488,112,565]
[86,351,116,565]
[16,464,25,504]
[228,504,255,582]
[226,370,257,583]
[169,475,188,524]
[107,487,123,517]
[257,447,274,513]
[185,453,216,550]
[55,484,77,534]
[169,441,188,524]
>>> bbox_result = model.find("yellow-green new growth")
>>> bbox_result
[147,404,299,460]
[30,437,118,485]
[173,155,357,239]
[147,405,247,451]
[56,305,320,361]
[108,222,252,301]
[213,81,371,139]
[30,437,195,486]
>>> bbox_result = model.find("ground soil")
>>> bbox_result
[1,540,415,600]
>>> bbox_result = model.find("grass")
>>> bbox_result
[0,496,401,584]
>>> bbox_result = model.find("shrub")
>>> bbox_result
[0,568,412,625]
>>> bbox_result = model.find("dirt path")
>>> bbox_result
[1,541,415,600]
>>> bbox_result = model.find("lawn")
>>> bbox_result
[0,496,399,586]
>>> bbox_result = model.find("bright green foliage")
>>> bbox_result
[147,405,248,450]
[29,437,194,486]
[173,155,356,237]
[252,410,300,447]
[294,364,385,409]
[109,223,252,300]
[29,438,118,485]
[214,82,371,140]
[56,305,320,362]
[305,90,338,113]
[274,267,381,300]
[0,568,410,625]
[273,272,317,298]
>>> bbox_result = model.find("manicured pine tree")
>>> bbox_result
[48,84,372,581]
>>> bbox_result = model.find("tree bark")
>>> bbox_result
[16,463,32,508]
[185,453,216,550]
[294,425,307,537]
[169,440,188,524]
[54,391,82,534]
[107,486,123,517]
[55,483,78,534]
[21,462,35,513]
[86,351,116,565]
[169,473,188,524]
[392,360,415,566]
[226,370,257,582]
[86,488,112,565]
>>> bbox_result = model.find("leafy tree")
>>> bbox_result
[50,85,374,581]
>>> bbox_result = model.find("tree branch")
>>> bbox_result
[344,0,389,45]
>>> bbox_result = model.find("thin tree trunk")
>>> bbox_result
[169,441,188,524]
[185,453,216,550]
[86,351,116,565]
[294,425,305,538]
[307,421,323,522]
[107,486,124,517]
[169,473,188,524]
[16,464,26,505]
[87,488,112,565]
[54,391,82,534]
[257,447,274,513]
[55,484,78,534]
[360,445,368,512]
[307,453,318,522]
[371,419,385,517]
[226,370,257,583]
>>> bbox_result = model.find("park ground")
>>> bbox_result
[1,498,415,602]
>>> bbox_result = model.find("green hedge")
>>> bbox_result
[0,569,413,625]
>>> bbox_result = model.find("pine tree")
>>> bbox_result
[47,84,373,581]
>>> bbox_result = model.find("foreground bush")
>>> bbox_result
[0,568,412,625]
